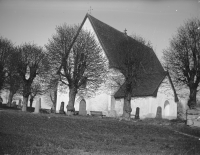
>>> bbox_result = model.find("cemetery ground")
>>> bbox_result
[0,109,200,155]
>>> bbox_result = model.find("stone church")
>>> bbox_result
[56,14,178,119]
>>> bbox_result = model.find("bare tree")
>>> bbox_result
[163,18,200,108]
[15,43,48,111]
[3,47,22,106]
[0,37,13,92]
[46,24,107,115]
[5,72,21,107]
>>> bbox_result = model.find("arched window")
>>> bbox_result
[164,100,170,116]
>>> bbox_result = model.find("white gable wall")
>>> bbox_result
[154,76,177,119]
[82,18,98,42]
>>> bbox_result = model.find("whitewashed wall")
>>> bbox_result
[56,88,111,114]
[114,76,177,119]
[56,77,177,120]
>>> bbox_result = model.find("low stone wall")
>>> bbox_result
[186,108,200,127]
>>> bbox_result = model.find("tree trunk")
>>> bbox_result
[29,95,34,108]
[66,87,77,115]
[7,91,14,107]
[188,85,197,109]
[122,92,132,120]
[22,96,29,112]
[52,89,57,113]
[22,83,31,112]
[50,85,58,113]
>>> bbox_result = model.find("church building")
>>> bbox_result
[56,14,178,119]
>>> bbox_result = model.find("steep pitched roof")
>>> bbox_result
[74,14,176,99]
[86,14,164,73]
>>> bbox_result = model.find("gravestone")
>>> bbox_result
[34,98,41,113]
[156,106,162,119]
[79,99,87,115]
[59,101,65,114]
[135,107,140,119]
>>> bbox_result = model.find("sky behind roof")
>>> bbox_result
[0,0,199,60]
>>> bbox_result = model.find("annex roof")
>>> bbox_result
[114,72,178,102]
[114,72,167,98]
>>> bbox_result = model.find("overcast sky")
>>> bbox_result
[0,0,199,60]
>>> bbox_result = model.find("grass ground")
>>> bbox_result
[0,109,200,155]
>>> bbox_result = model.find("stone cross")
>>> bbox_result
[79,99,87,115]
[156,106,162,119]
[34,98,41,113]
[88,6,93,15]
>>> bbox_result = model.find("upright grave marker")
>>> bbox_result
[34,98,41,113]
[156,106,162,119]
[79,99,87,115]
[59,101,65,114]
[135,107,140,119]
